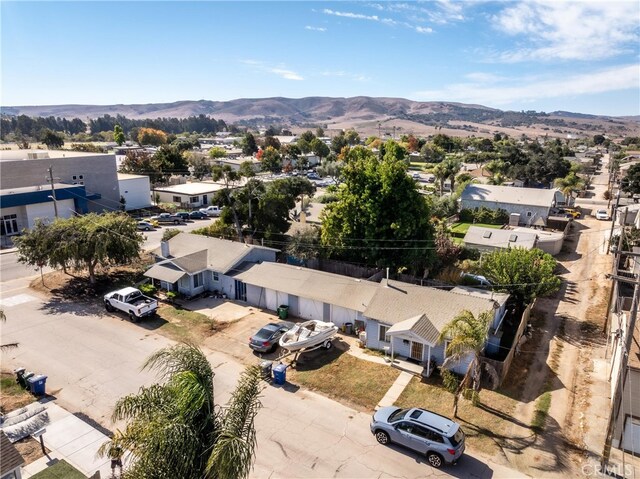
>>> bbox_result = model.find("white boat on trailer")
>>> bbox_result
[278,320,338,352]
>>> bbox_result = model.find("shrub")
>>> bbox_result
[139,283,157,296]
[603,190,612,200]
[162,228,181,242]
[458,208,474,223]
[459,207,508,225]
[316,193,339,204]
[440,368,460,393]
[165,291,178,301]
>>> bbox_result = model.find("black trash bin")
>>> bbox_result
[345,322,353,335]
[14,368,26,388]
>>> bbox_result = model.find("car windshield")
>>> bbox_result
[388,408,410,423]
[449,427,464,447]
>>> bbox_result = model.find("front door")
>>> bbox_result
[235,280,246,301]
[410,342,424,362]
[202,194,208,205]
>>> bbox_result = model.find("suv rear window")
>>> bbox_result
[449,428,465,447]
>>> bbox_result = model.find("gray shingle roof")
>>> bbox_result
[144,263,186,283]
[233,262,379,312]
[154,233,279,274]
[0,431,24,476]
[364,280,497,341]
[463,226,537,250]
[460,184,558,208]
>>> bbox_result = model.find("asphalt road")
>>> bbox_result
[1,277,527,478]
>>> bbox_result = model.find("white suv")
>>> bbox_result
[370,407,465,468]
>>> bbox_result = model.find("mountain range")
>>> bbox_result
[3,97,639,138]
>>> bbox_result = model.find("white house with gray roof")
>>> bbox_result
[460,184,565,226]
[145,233,278,299]
[234,263,508,375]
[463,226,538,253]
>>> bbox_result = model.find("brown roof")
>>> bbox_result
[0,431,24,475]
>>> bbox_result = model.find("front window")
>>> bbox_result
[190,196,199,203]
[212,271,219,281]
[378,324,390,342]
[193,272,203,288]
[172,196,181,202]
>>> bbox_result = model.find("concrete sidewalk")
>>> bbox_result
[22,401,115,478]
[376,371,414,410]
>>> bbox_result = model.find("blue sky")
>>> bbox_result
[1,1,639,116]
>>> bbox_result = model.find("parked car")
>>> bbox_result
[199,205,222,217]
[563,207,582,219]
[174,211,191,221]
[188,210,207,220]
[104,287,158,322]
[137,220,155,231]
[370,407,465,469]
[307,172,320,180]
[142,218,159,228]
[595,209,611,220]
[150,213,185,225]
[249,322,294,353]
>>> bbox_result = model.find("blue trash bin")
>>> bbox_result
[27,375,47,396]
[272,364,287,385]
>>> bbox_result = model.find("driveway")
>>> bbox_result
[1,277,527,478]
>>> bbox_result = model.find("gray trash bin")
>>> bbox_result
[260,361,273,379]
[345,322,353,335]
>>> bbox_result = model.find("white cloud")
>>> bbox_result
[365,1,465,24]
[323,7,436,34]
[492,1,640,61]
[415,64,639,106]
[239,60,304,81]
[305,25,326,32]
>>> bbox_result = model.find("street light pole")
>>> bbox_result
[47,165,59,218]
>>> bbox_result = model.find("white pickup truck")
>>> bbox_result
[104,287,158,321]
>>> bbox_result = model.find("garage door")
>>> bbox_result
[331,305,356,327]
[299,298,324,321]
[622,416,640,454]
[265,289,278,312]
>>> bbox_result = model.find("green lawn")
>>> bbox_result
[449,222,503,238]
[30,460,86,479]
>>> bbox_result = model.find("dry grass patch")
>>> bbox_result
[288,348,400,411]
[151,304,220,343]
[396,377,523,456]
[0,373,34,414]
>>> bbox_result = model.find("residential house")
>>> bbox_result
[117,173,151,210]
[0,431,24,479]
[213,156,261,172]
[145,233,278,299]
[463,226,538,253]
[232,262,508,375]
[460,184,565,227]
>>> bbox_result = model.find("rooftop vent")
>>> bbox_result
[483,231,492,239]
[509,234,518,242]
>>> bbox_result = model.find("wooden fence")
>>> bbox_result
[482,302,533,388]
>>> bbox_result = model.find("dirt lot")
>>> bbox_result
[501,217,613,477]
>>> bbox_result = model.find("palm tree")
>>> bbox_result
[554,171,585,202]
[488,173,506,185]
[99,343,262,478]
[432,163,447,195]
[446,159,463,193]
[438,310,496,418]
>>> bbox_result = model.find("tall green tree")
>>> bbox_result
[310,137,330,160]
[41,129,64,149]
[259,146,282,173]
[554,171,585,199]
[98,344,262,479]
[155,145,190,175]
[241,132,258,156]
[439,310,495,417]
[208,147,227,159]
[320,143,435,274]
[621,164,640,195]
[114,124,126,146]
[119,151,165,184]
[479,248,561,305]
[14,213,143,284]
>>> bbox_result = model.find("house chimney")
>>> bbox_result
[160,240,170,258]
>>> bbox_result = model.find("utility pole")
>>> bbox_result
[601,268,640,469]
[47,165,59,218]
